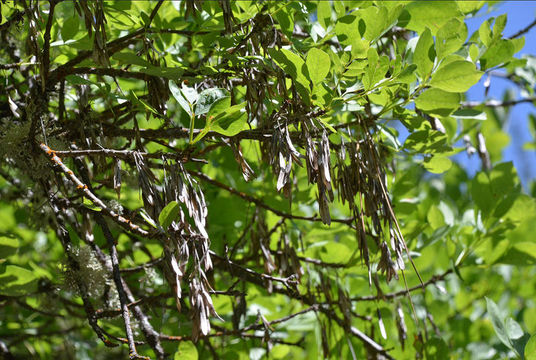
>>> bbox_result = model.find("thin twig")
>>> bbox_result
[94,215,141,359]
[39,143,149,236]
[509,18,536,39]
[351,269,453,302]
[462,97,536,108]
[146,0,164,28]
[52,148,190,162]
[41,0,57,91]
[190,170,355,226]
[47,195,117,348]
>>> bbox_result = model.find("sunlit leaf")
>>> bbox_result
[430,60,483,92]
[159,201,180,229]
[0,265,38,296]
[306,48,330,85]
[174,341,198,360]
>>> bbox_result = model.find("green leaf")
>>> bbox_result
[425,337,449,360]
[334,14,359,46]
[436,18,467,59]
[499,241,536,266]
[0,265,39,296]
[130,91,161,116]
[486,297,513,350]
[65,75,94,86]
[196,88,228,116]
[456,0,485,14]
[268,48,310,102]
[404,129,451,154]
[492,14,508,43]
[140,209,158,229]
[507,317,531,358]
[61,16,80,41]
[423,155,452,174]
[113,52,153,68]
[479,19,492,47]
[414,88,461,117]
[305,241,352,264]
[192,101,247,143]
[159,201,180,229]
[480,39,516,70]
[489,162,518,198]
[451,109,487,121]
[0,234,19,258]
[211,104,248,136]
[174,341,198,360]
[306,48,330,85]
[139,67,184,80]
[413,28,435,79]
[525,335,536,360]
[427,205,445,230]
[83,197,102,212]
[357,5,389,42]
[469,44,481,62]
[207,97,231,119]
[273,7,293,36]
[317,1,332,30]
[394,64,417,84]
[506,317,525,341]
[471,172,494,218]
[364,47,389,89]
[268,52,310,103]
[169,81,193,116]
[430,60,482,92]
[403,1,463,35]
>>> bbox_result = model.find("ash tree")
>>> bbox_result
[1,1,536,359]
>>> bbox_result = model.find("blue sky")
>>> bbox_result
[462,2,536,187]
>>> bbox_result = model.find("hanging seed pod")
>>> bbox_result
[377,241,398,283]
[230,140,255,182]
[113,158,121,199]
[396,304,407,350]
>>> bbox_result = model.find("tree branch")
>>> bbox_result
[94,215,143,359]
[352,269,453,302]
[509,18,536,39]
[190,170,355,226]
[462,97,536,108]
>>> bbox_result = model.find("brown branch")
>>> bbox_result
[120,257,165,273]
[462,97,536,108]
[509,18,536,39]
[48,28,146,84]
[94,215,141,358]
[66,160,166,360]
[146,0,164,28]
[46,195,117,348]
[190,170,355,226]
[271,250,348,268]
[0,62,39,70]
[65,67,149,80]
[351,269,453,302]
[41,0,57,92]
[209,251,299,288]
[52,148,195,163]
[39,143,150,236]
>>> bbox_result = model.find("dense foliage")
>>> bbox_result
[1,1,536,359]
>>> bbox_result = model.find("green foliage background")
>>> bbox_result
[1,1,536,359]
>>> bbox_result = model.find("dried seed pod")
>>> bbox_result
[377,241,398,283]
[396,304,407,350]
[113,158,121,199]
[230,140,255,182]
